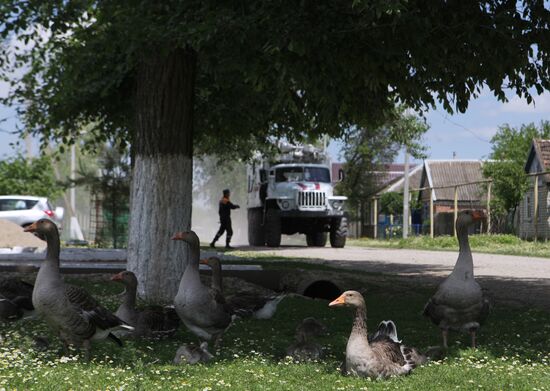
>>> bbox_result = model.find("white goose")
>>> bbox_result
[423,209,490,348]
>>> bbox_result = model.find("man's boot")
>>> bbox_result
[225,239,233,249]
[211,232,222,248]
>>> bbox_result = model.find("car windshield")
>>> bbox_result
[275,167,330,183]
[0,199,39,211]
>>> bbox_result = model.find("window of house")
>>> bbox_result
[527,195,531,219]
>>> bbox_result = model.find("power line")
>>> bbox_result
[0,126,17,134]
[435,110,491,144]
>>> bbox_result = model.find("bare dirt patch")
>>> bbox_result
[0,219,46,250]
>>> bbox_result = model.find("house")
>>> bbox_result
[419,160,488,235]
[331,162,345,186]
[380,164,423,194]
[519,139,550,240]
[362,164,422,237]
[330,162,418,188]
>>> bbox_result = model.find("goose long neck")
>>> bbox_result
[453,222,474,278]
[124,283,137,309]
[351,304,369,341]
[183,239,200,280]
[210,263,223,293]
[44,229,61,271]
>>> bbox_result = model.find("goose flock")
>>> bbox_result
[0,209,490,380]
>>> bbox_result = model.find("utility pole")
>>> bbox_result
[69,144,85,241]
[24,134,32,161]
[402,148,410,238]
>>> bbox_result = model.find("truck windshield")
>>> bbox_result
[275,167,330,183]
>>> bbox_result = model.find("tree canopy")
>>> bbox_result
[337,106,428,209]
[0,154,61,199]
[1,1,549,154]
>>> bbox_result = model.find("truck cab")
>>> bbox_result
[247,144,347,247]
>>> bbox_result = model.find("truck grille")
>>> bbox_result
[298,191,326,208]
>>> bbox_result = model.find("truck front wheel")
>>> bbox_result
[248,208,265,246]
[330,217,347,248]
[306,232,327,247]
[265,209,282,247]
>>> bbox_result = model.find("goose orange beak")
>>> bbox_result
[199,258,209,265]
[23,221,38,233]
[329,294,346,307]
[171,232,186,240]
[472,210,485,221]
[111,272,123,281]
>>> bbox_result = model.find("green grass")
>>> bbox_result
[349,234,550,258]
[1,276,549,390]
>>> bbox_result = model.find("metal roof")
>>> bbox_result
[378,164,424,194]
[525,139,550,179]
[421,160,486,202]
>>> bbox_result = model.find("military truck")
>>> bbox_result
[246,142,347,247]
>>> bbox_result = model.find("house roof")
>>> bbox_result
[331,162,419,191]
[525,139,550,175]
[421,160,486,202]
[377,164,424,194]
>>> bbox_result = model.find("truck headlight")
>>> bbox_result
[331,200,343,210]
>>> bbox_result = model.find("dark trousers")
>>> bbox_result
[212,218,233,245]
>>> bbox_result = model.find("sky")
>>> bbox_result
[1,89,550,163]
[328,89,550,164]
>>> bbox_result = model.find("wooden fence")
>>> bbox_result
[370,170,550,239]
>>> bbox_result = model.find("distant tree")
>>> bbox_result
[74,145,130,248]
[483,121,550,232]
[2,1,549,299]
[0,154,62,199]
[378,190,422,217]
[337,107,428,223]
[409,191,422,212]
[380,192,404,216]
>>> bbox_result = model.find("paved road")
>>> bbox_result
[241,245,550,280]
[3,245,549,280]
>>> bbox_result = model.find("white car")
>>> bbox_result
[0,195,64,229]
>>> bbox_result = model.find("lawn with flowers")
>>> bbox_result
[1,275,549,390]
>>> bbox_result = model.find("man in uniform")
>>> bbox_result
[210,189,240,249]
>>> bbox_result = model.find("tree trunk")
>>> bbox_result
[127,47,196,302]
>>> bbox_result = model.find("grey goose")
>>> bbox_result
[172,231,232,347]
[330,290,426,379]
[24,219,133,359]
[200,256,286,320]
[111,270,180,338]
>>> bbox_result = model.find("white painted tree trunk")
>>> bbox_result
[128,47,196,302]
[127,154,192,302]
